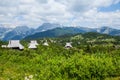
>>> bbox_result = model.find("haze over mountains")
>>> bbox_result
[0,23,120,41]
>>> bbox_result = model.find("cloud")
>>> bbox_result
[36,0,48,4]
[55,0,120,12]
[0,0,120,28]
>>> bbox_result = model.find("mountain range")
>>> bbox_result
[0,23,120,41]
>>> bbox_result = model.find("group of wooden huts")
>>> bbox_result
[1,40,72,50]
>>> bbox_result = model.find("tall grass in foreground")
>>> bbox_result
[0,45,120,80]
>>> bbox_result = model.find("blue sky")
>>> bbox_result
[99,2,120,12]
[0,0,120,28]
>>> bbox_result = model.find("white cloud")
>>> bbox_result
[0,0,120,28]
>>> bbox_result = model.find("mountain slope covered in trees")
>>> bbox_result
[24,27,88,40]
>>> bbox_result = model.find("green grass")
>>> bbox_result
[0,44,120,80]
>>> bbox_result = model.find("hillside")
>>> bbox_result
[0,34,120,79]
[24,27,87,40]
[24,30,120,45]
[24,26,120,40]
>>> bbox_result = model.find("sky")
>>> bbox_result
[0,0,120,28]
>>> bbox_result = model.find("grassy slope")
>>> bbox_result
[0,33,120,79]
[0,43,120,80]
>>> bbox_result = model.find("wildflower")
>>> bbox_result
[29,75,33,79]
[25,76,29,80]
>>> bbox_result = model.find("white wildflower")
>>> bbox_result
[25,76,29,80]
[29,75,33,79]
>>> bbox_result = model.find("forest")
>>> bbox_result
[0,32,120,80]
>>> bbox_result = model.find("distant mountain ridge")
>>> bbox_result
[0,23,120,41]
[1,26,34,41]
[0,23,62,41]
[96,26,120,36]
[35,23,61,32]
[24,26,120,40]
[0,25,13,40]
[24,27,88,40]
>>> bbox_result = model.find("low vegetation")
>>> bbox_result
[0,32,120,80]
